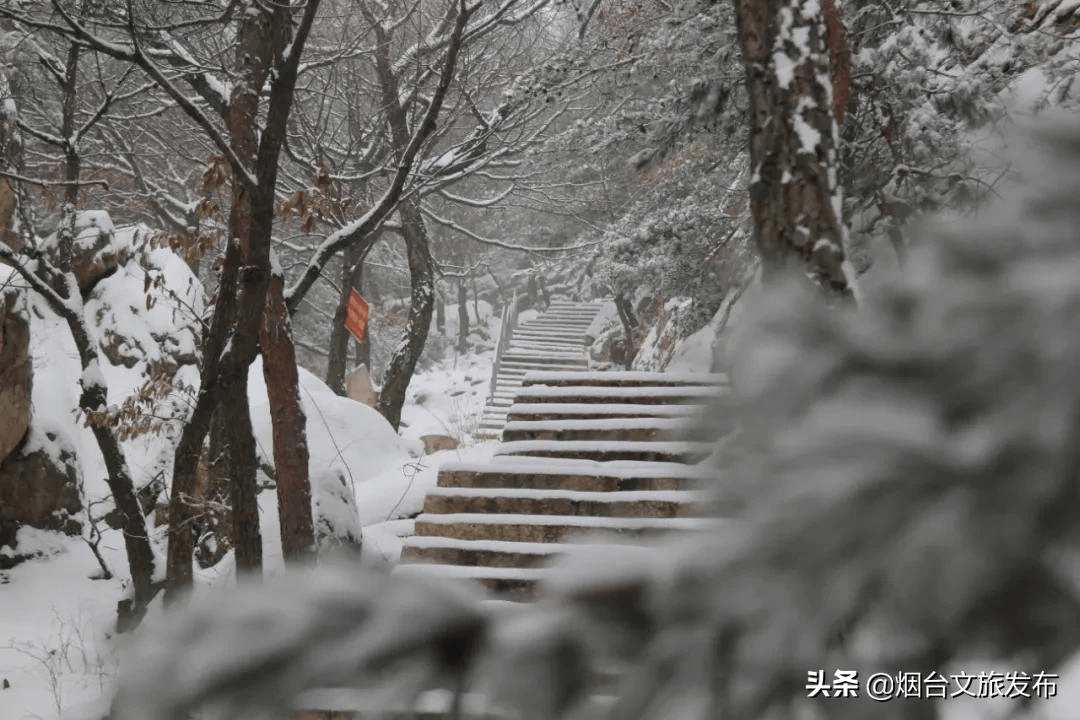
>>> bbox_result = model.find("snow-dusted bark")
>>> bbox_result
[734,0,853,300]
[260,268,314,561]
[376,199,436,431]
[165,0,322,601]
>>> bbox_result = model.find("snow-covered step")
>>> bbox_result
[523,309,599,316]
[506,343,585,354]
[527,309,600,317]
[517,320,593,328]
[400,536,564,568]
[516,324,592,333]
[512,383,722,405]
[394,563,544,601]
[437,458,715,492]
[514,323,590,331]
[505,402,701,423]
[495,439,715,464]
[422,486,705,518]
[293,688,507,720]
[520,370,729,388]
[501,416,691,442]
[500,354,586,362]
[517,320,593,327]
[498,361,588,373]
[413,512,719,544]
[510,334,585,344]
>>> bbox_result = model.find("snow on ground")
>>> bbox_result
[0,529,133,720]
[249,356,412,544]
[398,351,494,452]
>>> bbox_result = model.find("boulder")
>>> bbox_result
[420,434,459,454]
[45,210,131,294]
[0,435,82,559]
[345,365,376,407]
[0,289,30,465]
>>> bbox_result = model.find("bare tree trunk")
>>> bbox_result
[376,199,435,430]
[260,272,314,562]
[471,273,480,323]
[436,293,446,335]
[732,0,852,300]
[166,239,241,602]
[83,383,157,629]
[60,43,80,210]
[614,293,637,370]
[457,275,469,355]
[165,0,320,601]
[226,381,261,573]
[326,253,352,395]
[354,253,373,371]
[364,1,468,429]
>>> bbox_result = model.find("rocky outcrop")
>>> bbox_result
[0,435,82,560]
[45,211,131,295]
[631,297,693,372]
[0,288,30,466]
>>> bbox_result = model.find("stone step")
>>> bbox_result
[515,323,591,330]
[517,320,594,328]
[502,350,586,360]
[520,371,729,388]
[506,343,583,354]
[512,334,588,343]
[499,361,587,372]
[501,416,689,442]
[510,335,585,345]
[500,358,587,368]
[495,439,714,464]
[421,487,703,518]
[293,688,616,720]
[413,512,717,543]
[400,537,561,568]
[527,319,596,326]
[291,688,507,720]
[436,459,713,492]
[516,323,593,332]
[505,402,701,423]
[512,384,720,405]
[394,563,541,600]
[529,308,601,315]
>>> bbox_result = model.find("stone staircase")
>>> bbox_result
[476,301,606,439]
[398,370,728,600]
[293,370,730,719]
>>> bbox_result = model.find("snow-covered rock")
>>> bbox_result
[248,358,411,549]
[41,211,136,294]
[0,283,30,464]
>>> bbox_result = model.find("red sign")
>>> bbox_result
[345,288,370,343]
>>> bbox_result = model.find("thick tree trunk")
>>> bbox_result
[457,275,469,355]
[376,200,435,431]
[165,0,320,600]
[214,4,272,576]
[732,0,852,300]
[225,379,261,573]
[166,238,241,603]
[260,272,314,562]
[436,294,446,335]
